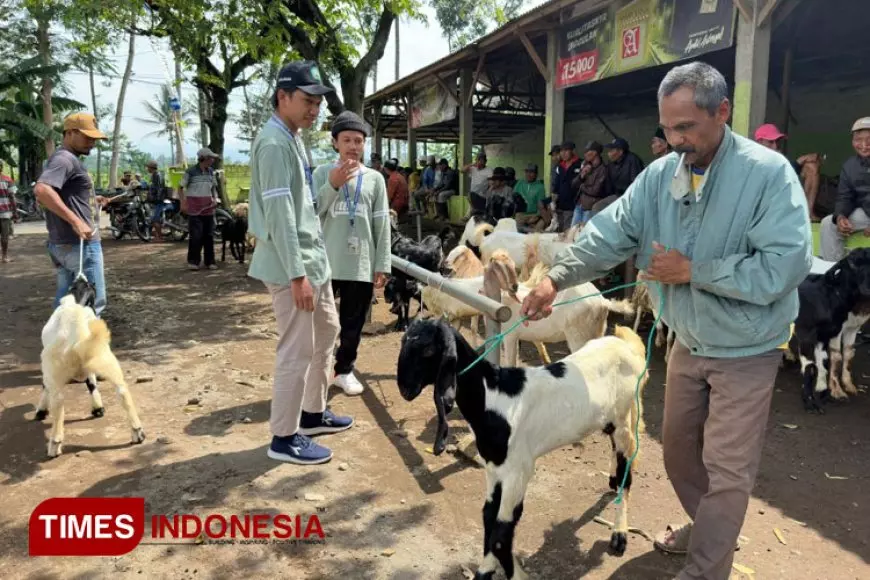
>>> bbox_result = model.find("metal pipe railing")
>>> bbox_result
[390,255,512,324]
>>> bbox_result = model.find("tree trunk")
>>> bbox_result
[394,18,400,82]
[36,15,54,158]
[108,32,136,189]
[88,62,102,189]
[198,88,209,147]
[204,86,230,208]
[173,59,185,165]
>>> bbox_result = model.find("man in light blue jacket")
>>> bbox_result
[522,62,812,580]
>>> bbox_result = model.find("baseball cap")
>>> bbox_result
[63,112,107,139]
[549,145,561,155]
[525,163,538,173]
[276,61,334,96]
[851,117,870,133]
[604,137,630,151]
[197,147,220,159]
[560,140,576,150]
[584,140,603,154]
[754,123,786,141]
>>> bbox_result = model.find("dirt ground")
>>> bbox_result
[1,223,870,580]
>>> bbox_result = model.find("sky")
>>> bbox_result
[62,5,492,164]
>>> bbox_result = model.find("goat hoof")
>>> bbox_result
[34,409,49,421]
[608,475,619,492]
[473,571,494,580]
[131,428,146,444]
[47,440,63,458]
[609,531,628,556]
[91,407,105,418]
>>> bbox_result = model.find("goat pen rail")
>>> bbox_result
[390,254,511,365]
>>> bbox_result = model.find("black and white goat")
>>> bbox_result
[397,318,648,579]
[36,276,145,457]
[790,248,870,413]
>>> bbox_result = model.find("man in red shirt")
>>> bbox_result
[384,158,409,216]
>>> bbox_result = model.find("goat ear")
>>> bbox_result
[433,326,458,456]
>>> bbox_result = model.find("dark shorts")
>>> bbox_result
[0,217,11,241]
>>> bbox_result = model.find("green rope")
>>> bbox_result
[457,278,666,506]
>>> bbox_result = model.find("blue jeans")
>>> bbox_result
[572,206,592,227]
[47,240,107,316]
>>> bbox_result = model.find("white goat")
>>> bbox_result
[484,253,635,366]
[630,278,675,361]
[37,294,146,457]
[397,319,649,579]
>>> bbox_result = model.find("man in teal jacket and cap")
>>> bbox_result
[522,62,812,580]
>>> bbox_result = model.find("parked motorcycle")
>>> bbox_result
[151,197,233,243]
[102,188,151,242]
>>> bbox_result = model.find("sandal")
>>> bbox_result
[654,523,693,555]
[654,522,741,555]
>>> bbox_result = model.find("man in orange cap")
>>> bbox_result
[34,112,110,315]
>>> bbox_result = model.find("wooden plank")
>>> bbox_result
[434,75,460,106]
[516,30,550,83]
[733,0,753,23]
[757,0,782,27]
[468,52,486,107]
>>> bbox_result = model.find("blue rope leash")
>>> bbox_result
[457,277,666,505]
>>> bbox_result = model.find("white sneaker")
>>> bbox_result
[332,373,364,395]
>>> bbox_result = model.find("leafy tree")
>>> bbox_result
[429,0,525,51]
[275,0,423,115]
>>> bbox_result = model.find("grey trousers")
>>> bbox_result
[665,341,782,580]
[820,208,870,261]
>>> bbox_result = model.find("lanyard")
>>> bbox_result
[268,114,315,206]
[342,172,364,229]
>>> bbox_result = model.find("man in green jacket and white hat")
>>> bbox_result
[247,61,354,466]
[522,62,812,580]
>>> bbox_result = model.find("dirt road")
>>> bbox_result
[1,229,869,579]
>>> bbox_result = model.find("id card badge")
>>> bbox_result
[347,235,361,255]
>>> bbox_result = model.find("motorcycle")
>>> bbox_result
[151,197,233,243]
[102,188,151,242]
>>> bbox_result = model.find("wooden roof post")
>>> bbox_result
[406,91,417,169]
[459,67,474,198]
[544,28,565,193]
[733,0,774,137]
[372,105,383,157]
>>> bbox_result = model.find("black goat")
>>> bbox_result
[387,226,447,331]
[790,248,870,413]
[220,213,248,264]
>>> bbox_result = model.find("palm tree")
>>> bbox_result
[135,83,197,159]
[0,56,83,183]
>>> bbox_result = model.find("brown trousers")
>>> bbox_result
[664,341,782,580]
[266,281,340,437]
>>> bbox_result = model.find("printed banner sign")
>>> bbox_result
[557,0,735,90]
[410,82,457,128]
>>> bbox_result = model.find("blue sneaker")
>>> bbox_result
[298,409,354,436]
[267,433,332,465]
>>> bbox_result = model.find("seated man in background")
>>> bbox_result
[754,123,823,221]
[433,158,459,221]
[484,167,515,221]
[513,163,549,231]
[820,117,870,261]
